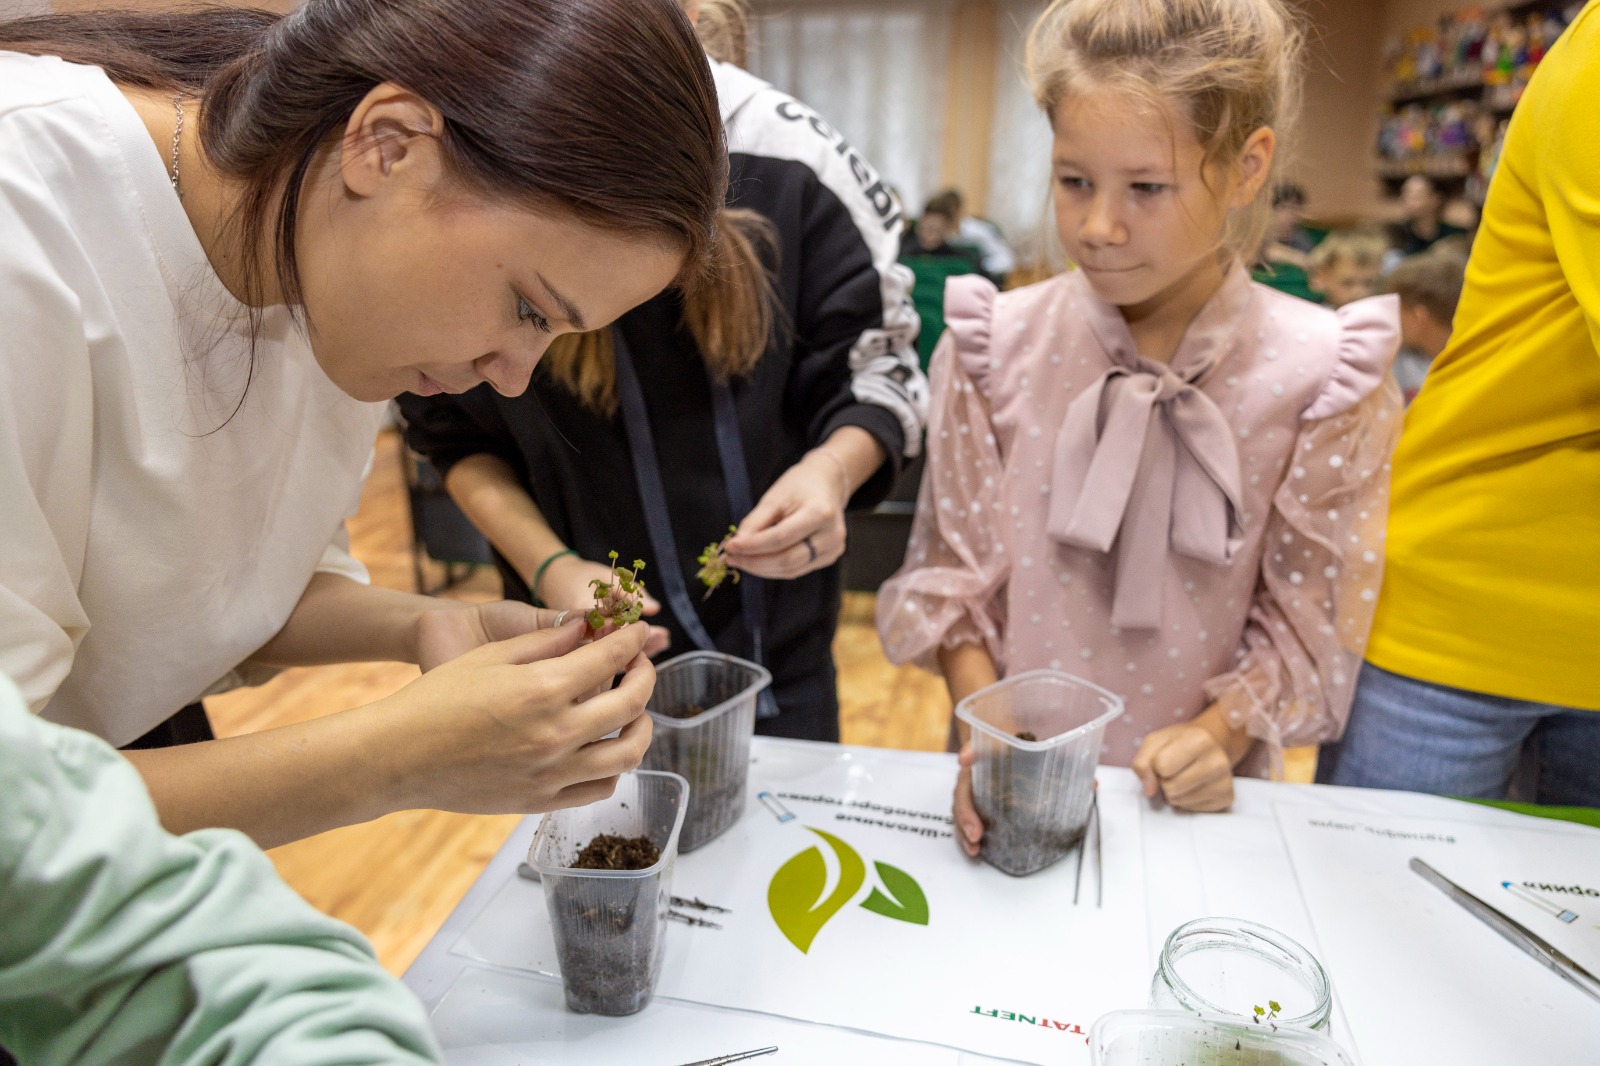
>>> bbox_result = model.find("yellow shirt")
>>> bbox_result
[1367,1,1600,710]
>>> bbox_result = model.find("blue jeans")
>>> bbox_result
[1317,662,1600,807]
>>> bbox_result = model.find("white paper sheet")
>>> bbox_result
[429,964,961,1065]
[449,743,1151,1064]
[1276,805,1600,1066]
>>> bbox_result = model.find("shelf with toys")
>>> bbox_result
[1376,1,1582,201]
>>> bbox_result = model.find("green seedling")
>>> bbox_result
[696,525,741,597]
[587,551,648,630]
[1251,1000,1281,1032]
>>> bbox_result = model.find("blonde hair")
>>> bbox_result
[1310,229,1387,274]
[694,0,749,66]
[1026,0,1303,260]
[541,207,777,415]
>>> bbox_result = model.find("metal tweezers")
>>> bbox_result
[1072,791,1103,908]
[672,1046,778,1065]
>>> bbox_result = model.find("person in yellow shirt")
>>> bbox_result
[1317,1,1600,807]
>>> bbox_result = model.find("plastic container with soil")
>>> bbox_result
[955,669,1123,876]
[642,651,771,851]
[527,770,688,1015]
[1090,1009,1355,1066]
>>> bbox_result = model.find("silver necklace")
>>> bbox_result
[169,94,186,197]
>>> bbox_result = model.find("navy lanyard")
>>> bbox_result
[612,332,778,719]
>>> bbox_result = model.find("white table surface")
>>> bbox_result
[403,736,1597,1064]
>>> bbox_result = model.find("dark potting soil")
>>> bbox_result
[571,833,660,871]
[978,747,1086,876]
[547,871,664,1015]
[659,703,707,720]
[648,711,745,851]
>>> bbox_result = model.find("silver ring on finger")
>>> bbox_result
[804,535,818,563]
[552,610,569,628]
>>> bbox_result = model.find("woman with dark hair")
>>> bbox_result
[0,0,728,848]
[399,0,928,742]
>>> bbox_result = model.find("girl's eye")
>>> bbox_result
[517,295,551,333]
[1132,182,1168,195]
[1058,175,1090,190]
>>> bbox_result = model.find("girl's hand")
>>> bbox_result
[952,744,983,857]
[1131,707,1251,812]
[378,620,657,815]
[724,451,848,580]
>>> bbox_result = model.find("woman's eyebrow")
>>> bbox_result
[537,273,588,331]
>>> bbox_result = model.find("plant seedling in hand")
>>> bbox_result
[696,525,741,598]
[587,551,648,632]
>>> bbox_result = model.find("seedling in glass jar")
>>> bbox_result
[1251,1000,1282,1032]
[696,525,740,597]
[587,551,648,632]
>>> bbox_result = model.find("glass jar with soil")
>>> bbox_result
[1090,1009,1355,1066]
[642,651,771,852]
[955,669,1123,876]
[527,770,689,1015]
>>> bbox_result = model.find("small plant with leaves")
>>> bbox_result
[696,525,740,597]
[1251,1000,1281,1032]
[587,551,648,630]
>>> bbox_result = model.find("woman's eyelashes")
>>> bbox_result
[516,293,552,333]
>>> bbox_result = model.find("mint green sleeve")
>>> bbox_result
[0,678,442,1066]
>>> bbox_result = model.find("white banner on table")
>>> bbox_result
[1276,805,1600,1066]
[449,742,1150,1064]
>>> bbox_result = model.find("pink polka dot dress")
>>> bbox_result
[877,265,1403,773]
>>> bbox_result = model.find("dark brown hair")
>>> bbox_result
[541,207,779,416]
[0,0,727,321]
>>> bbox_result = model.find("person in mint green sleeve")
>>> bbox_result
[0,674,441,1066]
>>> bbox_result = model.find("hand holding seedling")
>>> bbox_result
[1131,705,1252,812]
[371,616,656,816]
[415,599,569,672]
[724,449,849,580]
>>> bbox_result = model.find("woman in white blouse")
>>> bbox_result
[0,0,726,847]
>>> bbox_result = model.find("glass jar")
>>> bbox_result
[1150,918,1332,1031]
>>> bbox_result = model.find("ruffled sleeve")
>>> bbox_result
[1203,297,1403,774]
[876,277,1010,671]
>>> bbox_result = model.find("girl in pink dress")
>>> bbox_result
[877,0,1402,842]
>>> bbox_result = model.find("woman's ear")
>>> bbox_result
[337,83,448,200]
[1231,126,1277,209]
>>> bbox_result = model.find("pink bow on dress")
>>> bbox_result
[1046,279,1248,630]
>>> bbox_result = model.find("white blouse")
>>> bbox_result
[0,52,386,746]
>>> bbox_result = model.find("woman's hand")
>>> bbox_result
[378,619,657,815]
[724,450,849,580]
[536,554,669,655]
[1130,704,1254,813]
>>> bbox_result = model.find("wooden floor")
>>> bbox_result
[207,429,1311,975]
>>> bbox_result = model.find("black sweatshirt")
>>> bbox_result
[398,61,929,740]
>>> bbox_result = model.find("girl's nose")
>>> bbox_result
[1080,193,1126,248]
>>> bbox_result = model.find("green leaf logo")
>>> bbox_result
[767,829,930,953]
[860,861,929,926]
[768,828,865,953]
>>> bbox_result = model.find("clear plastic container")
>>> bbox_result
[642,651,771,852]
[1151,918,1333,1032]
[955,669,1123,876]
[1091,1010,1355,1066]
[527,770,689,1015]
